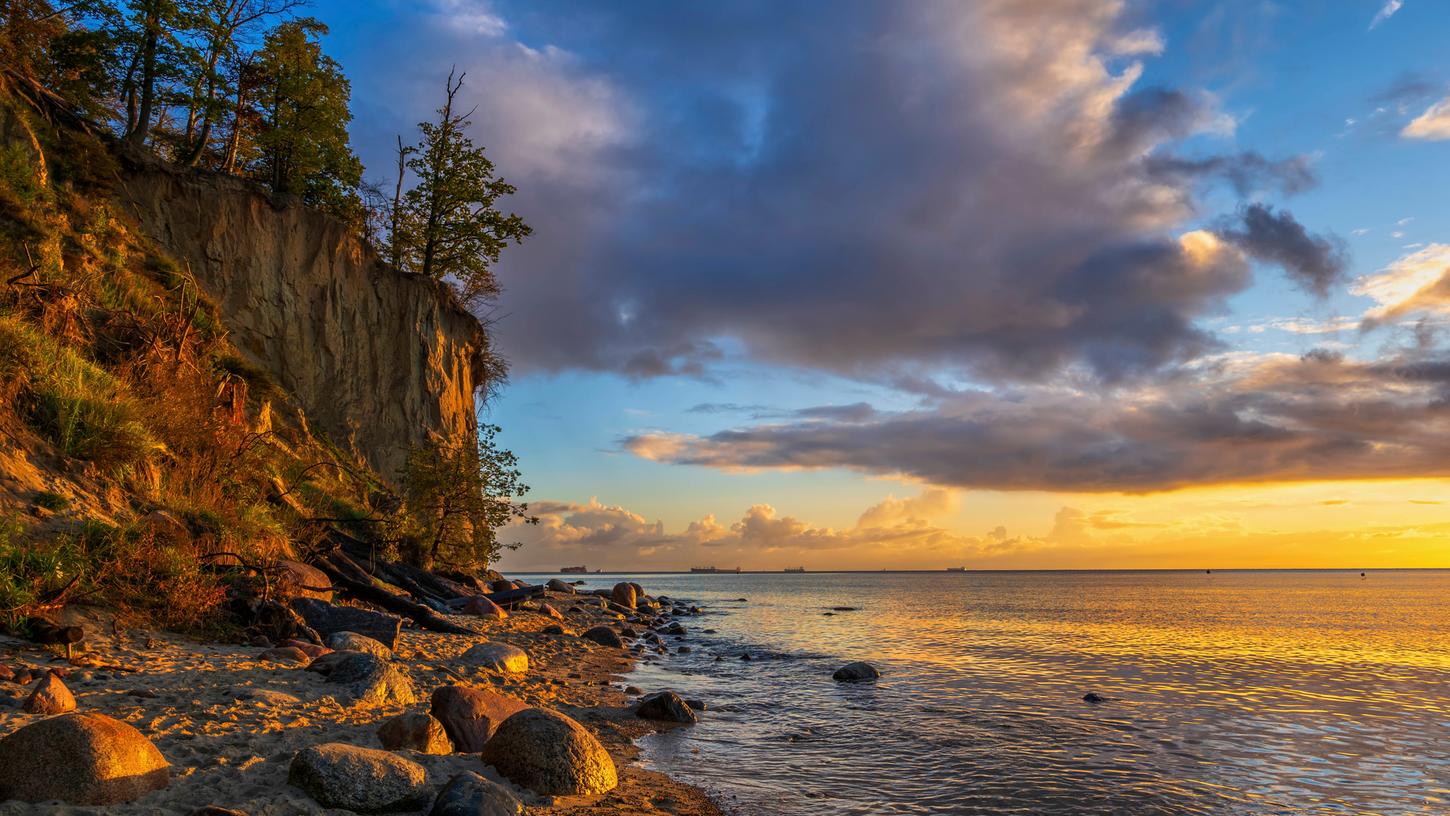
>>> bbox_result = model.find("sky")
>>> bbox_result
[311,0,1450,571]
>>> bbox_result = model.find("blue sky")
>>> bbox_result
[312,0,1450,569]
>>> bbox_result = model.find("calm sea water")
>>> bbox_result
[522,570,1450,815]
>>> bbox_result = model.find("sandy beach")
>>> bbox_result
[0,585,722,816]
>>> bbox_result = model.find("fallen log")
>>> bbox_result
[481,584,545,607]
[310,553,474,636]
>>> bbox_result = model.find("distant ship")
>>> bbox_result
[946,566,966,572]
[690,566,742,574]
[560,565,588,574]
[784,566,805,573]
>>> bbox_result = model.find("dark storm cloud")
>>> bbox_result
[623,353,1450,492]
[339,0,1334,384]
[1215,205,1348,297]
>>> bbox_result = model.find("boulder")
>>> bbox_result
[325,630,393,658]
[580,626,624,648]
[538,602,564,621]
[461,643,529,674]
[636,691,697,723]
[275,559,333,601]
[430,685,527,752]
[545,579,575,594]
[377,712,452,754]
[24,672,76,714]
[0,712,169,805]
[308,650,417,706]
[259,646,311,664]
[461,596,507,620]
[628,582,645,599]
[488,579,516,593]
[288,742,428,812]
[610,582,637,609]
[541,624,567,635]
[292,598,403,649]
[191,807,249,816]
[479,708,617,796]
[832,661,880,682]
[429,771,523,816]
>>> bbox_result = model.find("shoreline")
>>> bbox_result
[0,583,724,816]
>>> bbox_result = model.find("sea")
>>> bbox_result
[518,570,1450,816]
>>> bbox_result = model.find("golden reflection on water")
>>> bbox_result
[621,569,1450,815]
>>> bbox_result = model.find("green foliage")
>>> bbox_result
[392,70,530,305]
[0,315,157,467]
[253,19,363,222]
[399,424,536,570]
[34,491,70,511]
[0,515,85,627]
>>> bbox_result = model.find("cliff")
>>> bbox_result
[118,159,489,481]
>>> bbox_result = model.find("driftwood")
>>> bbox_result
[310,550,474,636]
[482,585,545,607]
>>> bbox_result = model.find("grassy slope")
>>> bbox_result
[0,88,389,636]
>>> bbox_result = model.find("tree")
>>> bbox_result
[178,0,303,166]
[399,425,535,571]
[392,69,529,305]
[251,18,361,222]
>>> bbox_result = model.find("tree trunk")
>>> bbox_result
[127,5,160,146]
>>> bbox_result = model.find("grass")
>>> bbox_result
[34,491,68,511]
[0,315,157,467]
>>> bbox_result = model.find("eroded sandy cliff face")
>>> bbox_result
[119,161,487,481]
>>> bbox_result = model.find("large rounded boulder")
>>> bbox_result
[288,742,428,812]
[545,579,575,594]
[308,650,416,705]
[636,691,697,723]
[479,708,617,796]
[610,582,637,609]
[461,642,529,674]
[580,626,624,648]
[430,685,527,752]
[324,631,393,658]
[832,661,881,682]
[428,771,523,816]
[377,711,452,754]
[0,712,170,805]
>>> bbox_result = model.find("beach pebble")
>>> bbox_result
[662,621,686,636]
[377,712,452,754]
[636,691,697,723]
[24,672,76,714]
[538,602,564,621]
[546,579,576,594]
[541,624,567,635]
[461,643,530,674]
[833,661,881,682]
[428,771,523,816]
[580,626,624,648]
[0,712,170,805]
[479,708,617,796]
[611,583,637,609]
[190,807,249,816]
[288,742,428,812]
[430,685,528,752]
[324,631,393,658]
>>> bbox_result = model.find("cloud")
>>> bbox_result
[1354,244,1450,322]
[1403,98,1450,140]
[1370,0,1404,29]
[341,0,1328,385]
[621,350,1450,492]
[1215,205,1348,297]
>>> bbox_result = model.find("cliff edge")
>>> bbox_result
[119,158,489,481]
